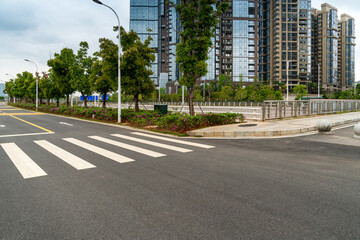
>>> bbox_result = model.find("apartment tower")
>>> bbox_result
[338,14,355,91]
[259,0,312,88]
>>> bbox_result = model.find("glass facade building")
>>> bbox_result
[129,0,159,84]
[338,14,356,90]
[130,0,355,93]
[311,4,355,91]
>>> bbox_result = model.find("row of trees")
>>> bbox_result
[4,27,155,111]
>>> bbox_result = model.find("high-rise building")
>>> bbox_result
[338,14,355,91]
[311,3,339,92]
[218,0,259,83]
[259,0,312,88]
[129,0,159,84]
[129,0,355,93]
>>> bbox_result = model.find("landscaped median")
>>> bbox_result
[9,103,245,135]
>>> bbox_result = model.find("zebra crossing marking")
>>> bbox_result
[1,143,47,179]
[34,140,96,170]
[111,134,192,153]
[131,132,215,149]
[88,136,166,158]
[63,138,135,164]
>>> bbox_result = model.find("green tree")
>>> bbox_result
[90,38,118,108]
[71,41,96,107]
[293,85,308,100]
[47,48,76,107]
[175,0,229,115]
[219,86,233,101]
[40,71,63,106]
[4,79,15,100]
[13,72,33,102]
[120,27,156,112]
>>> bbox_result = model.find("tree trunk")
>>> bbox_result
[47,98,50,105]
[56,99,59,107]
[66,94,70,107]
[82,93,88,108]
[134,95,139,112]
[102,93,107,108]
[188,87,195,116]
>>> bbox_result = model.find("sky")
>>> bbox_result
[0,0,359,83]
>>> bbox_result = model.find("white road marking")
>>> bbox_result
[0,125,5,128]
[1,143,47,179]
[131,132,215,149]
[34,140,96,170]
[111,134,192,153]
[0,132,54,138]
[60,122,74,126]
[88,136,166,158]
[63,138,135,164]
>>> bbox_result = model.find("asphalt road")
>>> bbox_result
[0,103,359,239]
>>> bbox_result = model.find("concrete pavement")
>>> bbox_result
[187,111,360,138]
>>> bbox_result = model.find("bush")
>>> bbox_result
[9,103,245,134]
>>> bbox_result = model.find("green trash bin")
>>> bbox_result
[154,104,168,115]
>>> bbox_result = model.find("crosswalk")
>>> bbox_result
[0,132,215,180]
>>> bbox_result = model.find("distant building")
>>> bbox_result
[338,14,356,91]
[130,0,355,93]
[311,3,356,92]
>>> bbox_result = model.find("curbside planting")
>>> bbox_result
[9,103,245,135]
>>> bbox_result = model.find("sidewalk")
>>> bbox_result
[187,112,360,138]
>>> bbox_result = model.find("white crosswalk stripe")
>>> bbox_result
[1,143,47,179]
[34,140,96,170]
[131,132,215,149]
[111,134,193,153]
[1,133,214,179]
[63,138,135,164]
[88,136,166,158]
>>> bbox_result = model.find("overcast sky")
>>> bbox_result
[0,0,359,82]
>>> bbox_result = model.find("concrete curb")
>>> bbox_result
[187,118,360,138]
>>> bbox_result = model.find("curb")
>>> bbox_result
[187,118,360,138]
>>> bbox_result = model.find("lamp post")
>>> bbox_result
[286,60,289,101]
[93,0,121,123]
[24,59,39,111]
[5,73,15,103]
[318,64,320,97]
[203,79,206,101]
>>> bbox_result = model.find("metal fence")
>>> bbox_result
[261,100,360,121]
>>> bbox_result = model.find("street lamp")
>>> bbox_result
[5,73,16,103]
[286,60,289,101]
[318,64,321,97]
[24,59,39,111]
[92,0,121,123]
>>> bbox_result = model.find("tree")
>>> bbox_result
[71,42,96,108]
[13,72,33,102]
[90,38,118,108]
[47,48,76,107]
[4,79,15,100]
[40,71,63,106]
[120,27,156,112]
[293,85,308,100]
[219,86,233,101]
[175,0,229,115]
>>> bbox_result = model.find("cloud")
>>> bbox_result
[0,0,130,80]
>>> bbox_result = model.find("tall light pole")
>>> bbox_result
[5,73,15,103]
[24,59,39,111]
[93,0,121,123]
[203,79,206,101]
[318,64,320,97]
[286,60,289,101]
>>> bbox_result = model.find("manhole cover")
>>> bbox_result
[238,124,258,127]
